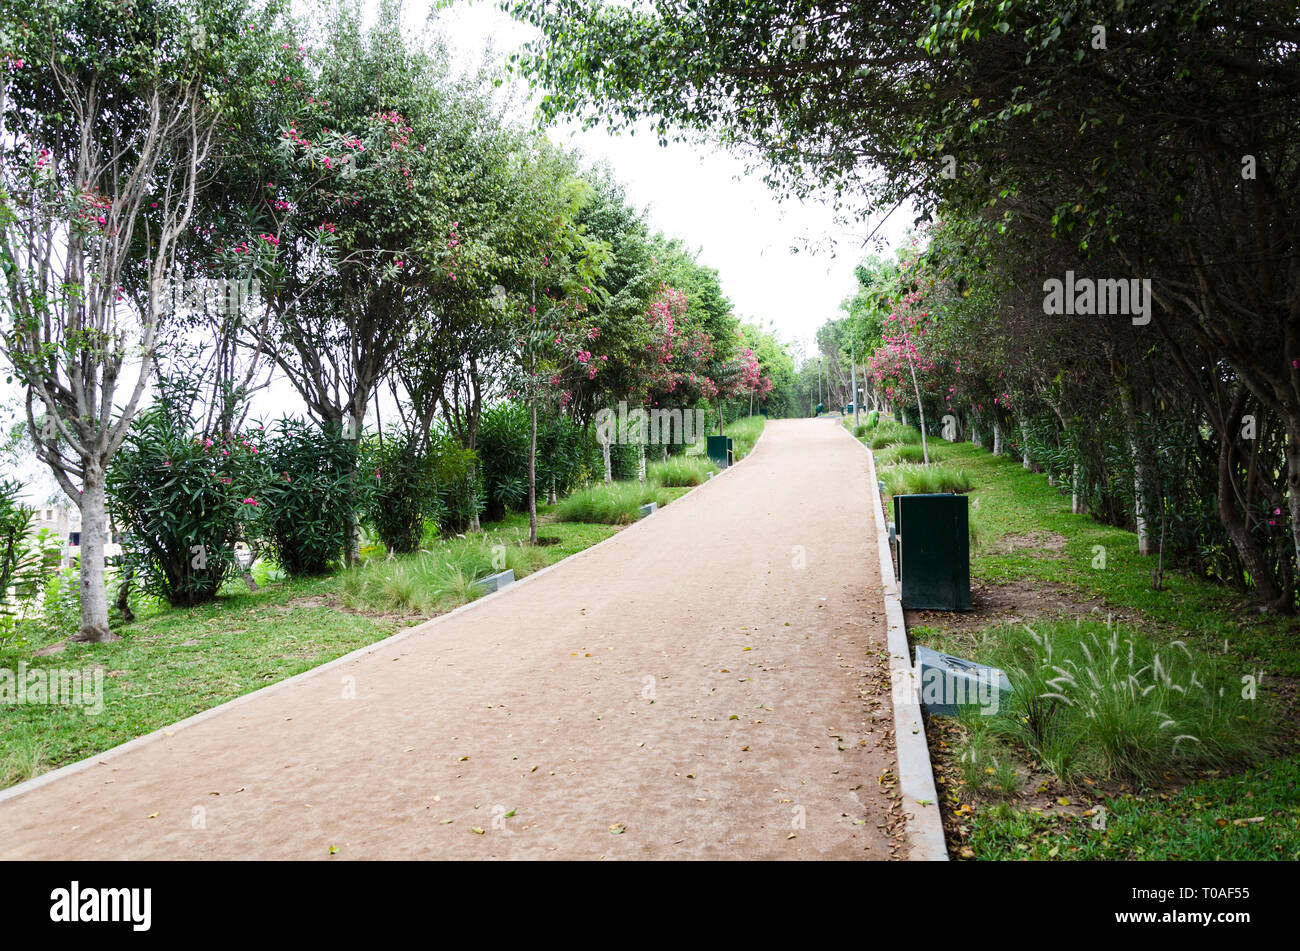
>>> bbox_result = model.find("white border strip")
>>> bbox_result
[841,421,948,861]
[0,421,769,807]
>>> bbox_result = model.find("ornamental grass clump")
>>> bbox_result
[983,619,1276,787]
[648,456,716,486]
[554,480,672,525]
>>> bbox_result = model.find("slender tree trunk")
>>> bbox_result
[1287,425,1300,608]
[1021,422,1032,469]
[1129,434,1156,556]
[528,398,538,545]
[1071,463,1086,514]
[1221,428,1281,606]
[601,436,612,484]
[467,465,481,532]
[992,421,1002,456]
[73,460,117,642]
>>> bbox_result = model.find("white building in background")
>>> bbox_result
[28,504,121,567]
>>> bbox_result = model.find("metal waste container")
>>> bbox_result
[706,434,731,468]
[892,493,970,610]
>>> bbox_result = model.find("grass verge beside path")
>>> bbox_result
[847,416,1300,860]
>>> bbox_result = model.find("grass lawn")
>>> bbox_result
[850,418,1300,860]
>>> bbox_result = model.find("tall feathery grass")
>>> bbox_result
[553,480,674,525]
[648,456,717,487]
[978,618,1276,786]
[882,463,973,495]
[340,536,551,615]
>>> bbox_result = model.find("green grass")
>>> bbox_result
[881,462,973,495]
[932,439,1300,674]
[0,504,616,789]
[958,618,1277,787]
[889,424,1300,860]
[967,757,1300,860]
[553,479,675,525]
[723,415,764,459]
[648,455,718,487]
[875,442,949,466]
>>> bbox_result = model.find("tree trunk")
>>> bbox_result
[528,398,538,545]
[467,465,481,532]
[74,461,117,642]
[992,421,1002,456]
[1021,422,1032,469]
[970,419,981,448]
[1221,427,1281,606]
[601,436,612,484]
[1071,463,1086,514]
[1287,424,1300,610]
[1130,435,1156,556]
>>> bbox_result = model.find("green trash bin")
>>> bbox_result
[892,493,970,610]
[706,434,730,468]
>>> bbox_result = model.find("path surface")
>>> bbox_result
[1,419,900,859]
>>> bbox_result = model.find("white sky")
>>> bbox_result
[6,0,911,502]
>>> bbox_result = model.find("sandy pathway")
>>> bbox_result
[0,418,900,860]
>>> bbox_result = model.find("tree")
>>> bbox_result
[0,0,259,640]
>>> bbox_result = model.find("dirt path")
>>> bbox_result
[0,419,900,860]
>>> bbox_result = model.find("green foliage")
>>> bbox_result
[647,455,716,487]
[882,463,972,495]
[477,403,531,522]
[429,433,481,535]
[106,410,255,606]
[966,756,1300,861]
[0,479,38,614]
[722,415,764,459]
[976,619,1276,788]
[256,419,368,577]
[553,480,673,525]
[363,433,442,555]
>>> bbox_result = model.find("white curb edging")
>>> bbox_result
[842,422,948,861]
[0,421,770,808]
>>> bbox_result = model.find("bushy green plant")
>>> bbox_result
[725,416,764,458]
[609,441,641,481]
[341,536,540,616]
[477,402,530,521]
[106,409,256,606]
[363,434,443,554]
[648,455,716,487]
[0,479,40,615]
[537,413,597,498]
[882,463,972,494]
[983,619,1276,786]
[256,418,368,577]
[554,480,673,524]
[428,431,481,534]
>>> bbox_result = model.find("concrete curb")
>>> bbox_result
[841,423,948,861]
[0,421,771,808]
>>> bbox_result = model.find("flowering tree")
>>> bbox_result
[0,0,260,640]
[507,209,610,543]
